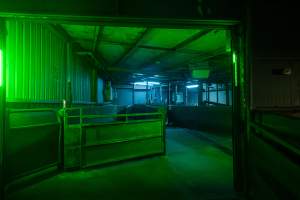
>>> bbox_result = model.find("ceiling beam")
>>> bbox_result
[139,29,212,69]
[112,28,152,67]
[69,37,216,55]
[91,26,113,73]
[47,24,74,43]
[48,24,101,63]
[93,26,104,52]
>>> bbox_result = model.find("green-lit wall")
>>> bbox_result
[5,20,95,104]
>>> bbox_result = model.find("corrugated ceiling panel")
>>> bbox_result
[160,52,196,67]
[77,39,94,50]
[124,48,165,68]
[6,20,67,102]
[61,24,97,40]
[103,27,146,44]
[98,43,129,64]
[142,29,201,48]
[183,30,228,53]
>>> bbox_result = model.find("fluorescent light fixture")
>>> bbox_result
[134,81,160,86]
[186,84,199,89]
[0,49,3,87]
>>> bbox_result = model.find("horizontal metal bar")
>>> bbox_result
[8,108,57,113]
[66,112,162,118]
[250,122,300,157]
[82,119,162,127]
[5,162,58,189]
[0,12,239,29]
[65,124,81,128]
[67,116,81,118]
[64,145,82,149]
[82,112,162,119]
[84,135,163,148]
[9,122,60,129]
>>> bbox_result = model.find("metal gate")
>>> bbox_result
[62,107,166,169]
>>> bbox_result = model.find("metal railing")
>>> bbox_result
[63,107,163,127]
[250,122,300,160]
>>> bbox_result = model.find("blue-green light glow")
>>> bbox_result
[134,81,160,86]
[233,52,238,87]
[192,69,210,79]
[186,84,199,89]
[0,49,3,87]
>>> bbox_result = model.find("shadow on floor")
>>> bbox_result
[8,127,235,200]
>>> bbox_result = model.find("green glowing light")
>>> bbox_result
[192,69,210,79]
[0,49,3,87]
[233,52,238,87]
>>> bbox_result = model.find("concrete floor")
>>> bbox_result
[8,127,235,200]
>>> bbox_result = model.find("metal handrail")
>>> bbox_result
[67,112,162,119]
[8,108,57,113]
[63,107,163,127]
[250,122,300,157]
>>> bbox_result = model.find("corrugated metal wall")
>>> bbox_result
[5,20,95,104]
[252,60,300,108]
[68,51,92,103]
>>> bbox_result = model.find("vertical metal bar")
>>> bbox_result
[217,83,219,104]
[198,81,203,106]
[146,81,149,104]
[79,108,83,168]
[0,19,6,199]
[160,86,163,104]
[207,82,209,103]
[185,85,188,105]
[132,84,135,105]
[226,82,230,105]
[175,84,178,105]
[168,82,171,105]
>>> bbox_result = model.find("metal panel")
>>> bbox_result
[142,28,200,48]
[115,88,133,105]
[252,60,300,108]
[84,137,163,167]
[97,43,129,64]
[61,24,97,41]
[160,52,195,67]
[103,27,146,44]
[124,48,165,68]
[183,30,229,53]
[169,105,232,133]
[69,52,93,103]
[5,109,60,182]
[6,20,67,102]
[292,62,300,106]
[6,20,95,104]
[62,107,165,169]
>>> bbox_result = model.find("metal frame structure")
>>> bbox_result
[63,107,166,169]
[0,12,246,196]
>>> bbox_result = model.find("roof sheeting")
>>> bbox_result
[60,24,231,81]
[141,28,201,48]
